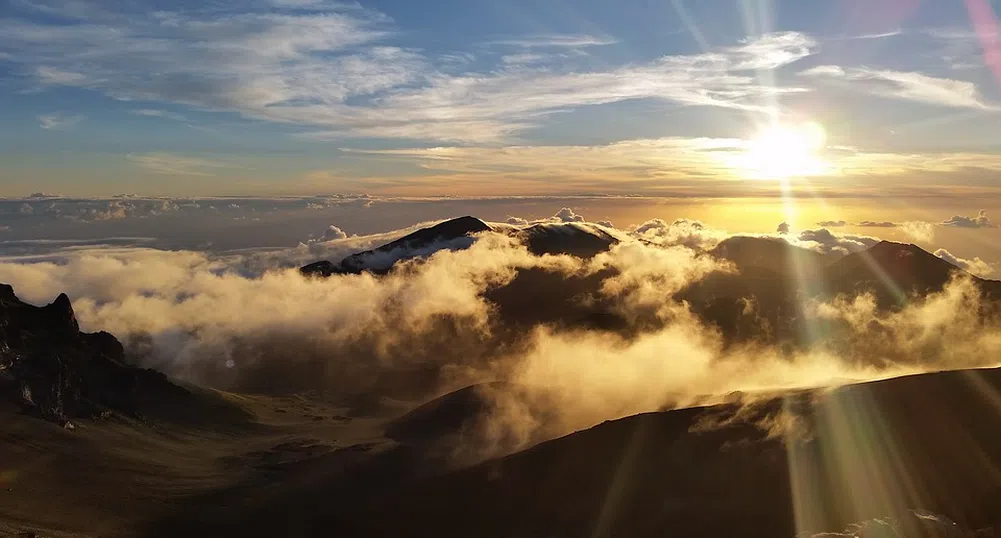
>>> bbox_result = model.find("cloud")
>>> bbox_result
[486,34,618,48]
[2,216,1000,461]
[553,207,585,223]
[129,109,188,121]
[899,221,936,242]
[631,218,729,250]
[341,139,1001,196]
[799,65,845,77]
[321,224,348,241]
[801,65,997,109]
[926,27,995,71]
[499,53,547,66]
[729,31,815,70]
[794,228,880,256]
[941,209,995,228]
[1,0,816,144]
[38,113,83,130]
[776,222,790,234]
[820,219,935,242]
[846,29,902,40]
[934,248,995,277]
[126,153,232,176]
[35,66,88,86]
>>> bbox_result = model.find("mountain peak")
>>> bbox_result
[871,240,919,251]
[43,292,80,338]
[303,216,492,277]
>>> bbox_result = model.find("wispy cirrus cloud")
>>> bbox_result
[35,66,89,86]
[129,109,188,121]
[801,65,998,109]
[38,113,83,130]
[1,0,817,144]
[126,153,234,176]
[485,34,618,48]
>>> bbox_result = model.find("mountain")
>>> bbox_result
[300,220,1000,347]
[301,217,622,277]
[518,222,620,257]
[825,240,1001,306]
[302,216,491,276]
[136,368,1001,538]
[339,368,1001,538]
[0,284,244,427]
[682,238,1001,345]
[710,235,830,277]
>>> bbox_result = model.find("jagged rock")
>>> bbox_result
[0,284,192,426]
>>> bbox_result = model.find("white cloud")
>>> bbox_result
[129,109,188,121]
[934,248,995,277]
[553,207,585,223]
[729,31,815,70]
[799,65,845,77]
[38,113,83,130]
[942,209,995,228]
[1,0,816,144]
[794,228,880,256]
[801,65,997,109]
[321,224,348,241]
[126,153,232,176]
[35,66,89,85]
[485,35,618,48]
[899,221,936,242]
[500,53,547,66]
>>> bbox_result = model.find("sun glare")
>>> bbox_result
[740,122,830,180]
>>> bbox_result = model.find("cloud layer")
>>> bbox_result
[1,212,999,459]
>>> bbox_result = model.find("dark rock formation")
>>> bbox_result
[0,285,191,425]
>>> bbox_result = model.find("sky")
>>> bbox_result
[1,0,1000,199]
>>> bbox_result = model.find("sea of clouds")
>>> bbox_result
[1,206,999,458]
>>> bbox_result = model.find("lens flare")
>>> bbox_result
[740,122,831,180]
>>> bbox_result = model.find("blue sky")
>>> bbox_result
[1,0,1000,196]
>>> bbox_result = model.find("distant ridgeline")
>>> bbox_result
[301,216,1001,345]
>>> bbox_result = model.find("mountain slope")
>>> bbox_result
[711,235,830,277]
[302,216,491,276]
[825,240,1001,306]
[344,368,1001,538]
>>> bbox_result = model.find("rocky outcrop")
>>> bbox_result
[0,284,189,426]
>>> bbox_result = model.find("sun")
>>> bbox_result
[740,122,830,180]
